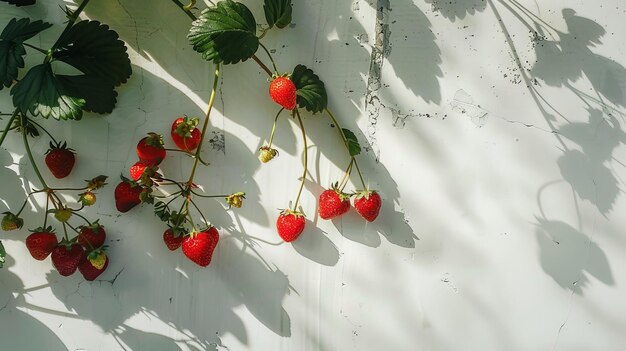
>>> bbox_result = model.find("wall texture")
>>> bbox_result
[2,0,626,350]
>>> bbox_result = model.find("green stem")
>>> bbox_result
[170,0,198,20]
[22,121,49,189]
[190,190,232,198]
[27,118,58,144]
[0,110,19,148]
[187,64,220,186]
[325,108,367,189]
[189,198,209,226]
[43,195,50,228]
[71,211,92,226]
[22,42,48,55]
[267,108,285,147]
[259,42,278,73]
[252,55,273,77]
[48,0,92,60]
[293,109,308,211]
[62,223,69,241]
[338,159,354,191]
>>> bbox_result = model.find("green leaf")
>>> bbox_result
[0,18,52,89]
[342,128,361,156]
[291,64,327,114]
[188,0,259,64]
[264,0,292,29]
[11,63,85,120]
[56,75,117,114]
[0,240,5,268]
[52,20,131,87]
[0,0,36,7]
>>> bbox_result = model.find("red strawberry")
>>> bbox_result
[136,133,166,165]
[171,117,201,152]
[182,227,219,267]
[269,76,297,110]
[129,161,158,181]
[318,187,351,220]
[276,210,306,242]
[78,250,109,281]
[51,241,84,276]
[354,190,382,222]
[114,178,143,213]
[77,222,106,249]
[45,141,76,179]
[25,228,58,260]
[163,228,184,251]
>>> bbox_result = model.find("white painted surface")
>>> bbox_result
[1,0,626,350]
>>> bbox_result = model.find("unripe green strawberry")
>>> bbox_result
[1,212,23,231]
[226,192,246,208]
[79,191,97,206]
[258,146,278,163]
[54,208,72,223]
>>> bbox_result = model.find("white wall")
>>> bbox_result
[2,0,626,350]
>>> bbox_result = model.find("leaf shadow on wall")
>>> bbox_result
[430,1,621,294]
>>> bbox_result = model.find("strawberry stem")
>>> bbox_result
[21,118,49,190]
[72,211,92,226]
[267,108,285,148]
[338,159,354,191]
[259,42,278,73]
[47,0,92,61]
[186,64,220,186]
[43,195,50,228]
[252,55,273,77]
[27,118,58,144]
[325,108,367,189]
[292,109,308,211]
[0,109,18,148]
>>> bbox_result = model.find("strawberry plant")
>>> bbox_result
[0,0,131,278]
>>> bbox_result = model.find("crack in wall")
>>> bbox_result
[365,0,391,162]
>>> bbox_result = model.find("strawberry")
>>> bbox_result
[137,133,166,165]
[276,210,306,242]
[78,249,108,281]
[114,178,143,213]
[130,161,158,181]
[258,146,278,163]
[45,141,76,179]
[163,228,184,251]
[171,117,201,152]
[78,191,97,206]
[182,227,219,267]
[51,241,84,276]
[318,186,351,220]
[1,212,23,231]
[354,190,382,222]
[78,221,106,249]
[53,207,72,223]
[269,76,297,110]
[25,228,58,260]
[225,192,246,209]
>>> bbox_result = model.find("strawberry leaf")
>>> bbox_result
[0,18,52,89]
[291,64,327,114]
[0,0,36,6]
[56,75,117,114]
[52,20,131,87]
[342,128,361,156]
[264,0,292,29]
[188,0,259,64]
[0,240,5,268]
[11,63,86,120]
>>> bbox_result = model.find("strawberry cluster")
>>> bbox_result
[116,115,243,267]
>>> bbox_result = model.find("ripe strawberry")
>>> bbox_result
[354,190,382,222]
[163,228,184,251]
[269,76,297,110]
[45,141,76,179]
[276,210,306,242]
[130,161,158,181]
[78,222,106,249]
[171,117,201,152]
[1,212,23,231]
[51,241,84,276]
[182,227,219,267]
[25,228,58,260]
[78,249,108,281]
[114,178,143,213]
[318,187,351,220]
[137,133,166,165]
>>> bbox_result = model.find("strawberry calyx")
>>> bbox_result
[353,189,377,200]
[56,237,75,250]
[30,225,55,234]
[81,219,104,232]
[45,140,75,155]
[225,192,246,208]
[330,182,352,201]
[1,211,24,231]
[173,116,200,138]
[86,175,108,190]
[144,132,165,148]
[279,208,305,218]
